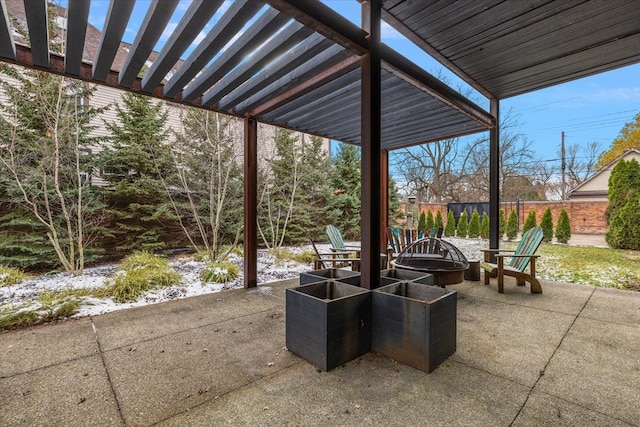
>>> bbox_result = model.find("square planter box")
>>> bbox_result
[373,282,456,373]
[379,268,434,287]
[299,268,361,286]
[286,280,371,371]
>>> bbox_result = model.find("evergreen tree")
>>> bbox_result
[468,209,480,238]
[328,143,361,239]
[435,210,444,229]
[99,92,173,253]
[480,212,490,239]
[499,208,506,238]
[444,210,456,236]
[388,176,403,226]
[456,210,468,238]
[506,209,519,240]
[0,65,105,272]
[522,210,537,234]
[555,209,572,244]
[605,159,640,249]
[426,210,434,231]
[417,211,427,232]
[540,207,554,242]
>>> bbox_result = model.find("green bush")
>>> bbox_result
[417,211,427,231]
[506,210,519,240]
[444,210,456,237]
[540,207,554,242]
[522,210,537,234]
[99,251,181,303]
[0,265,27,287]
[480,212,490,239]
[200,261,240,283]
[556,209,572,244]
[435,210,444,229]
[456,211,468,238]
[468,209,480,238]
[606,159,640,249]
[499,209,506,238]
[426,210,434,231]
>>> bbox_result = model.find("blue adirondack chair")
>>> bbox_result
[480,226,544,293]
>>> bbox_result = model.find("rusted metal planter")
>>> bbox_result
[372,282,456,373]
[379,268,434,287]
[286,280,371,371]
[299,268,360,286]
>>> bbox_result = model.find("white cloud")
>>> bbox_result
[160,22,178,43]
[381,21,402,40]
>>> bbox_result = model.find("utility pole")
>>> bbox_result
[561,131,566,200]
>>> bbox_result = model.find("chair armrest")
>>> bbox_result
[481,249,515,253]
[495,254,540,258]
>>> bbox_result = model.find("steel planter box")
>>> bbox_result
[299,268,361,286]
[372,282,456,373]
[286,280,371,371]
[379,269,434,287]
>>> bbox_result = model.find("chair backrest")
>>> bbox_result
[309,237,327,269]
[326,224,346,250]
[510,227,544,271]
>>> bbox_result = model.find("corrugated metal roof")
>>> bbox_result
[383,0,640,99]
[0,0,492,149]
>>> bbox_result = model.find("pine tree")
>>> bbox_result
[540,207,554,242]
[605,159,640,249]
[0,64,105,272]
[506,209,519,240]
[444,210,456,236]
[417,211,427,232]
[328,143,361,239]
[480,212,490,239]
[468,209,480,238]
[435,210,444,229]
[388,176,403,226]
[499,209,506,238]
[522,210,537,234]
[426,210,434,231]
[456,210,468,238]
[99,92,173,253]
[556,209,572,244]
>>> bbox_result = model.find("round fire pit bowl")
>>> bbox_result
[391,237,469,287]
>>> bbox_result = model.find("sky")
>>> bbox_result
[79,0,639,169]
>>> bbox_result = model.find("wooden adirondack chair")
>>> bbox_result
[325,225,360,257]
[480,226,544,293]
[387,226,443,260]
[309,237,360,271]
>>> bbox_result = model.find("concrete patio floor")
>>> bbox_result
[1,277,639,426]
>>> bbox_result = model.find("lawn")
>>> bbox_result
[502,242,640,291]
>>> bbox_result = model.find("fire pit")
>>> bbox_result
[391,237,469,286]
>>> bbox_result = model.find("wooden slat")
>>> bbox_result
[118,0,180,87]
[23,0,48,67]
[0,0,15,60]
[141,0,224,93]
[64,0,90,75]
[162,0,262,98]
[181,9,290,102]
[201,21,313,107]
[92,0,135,81]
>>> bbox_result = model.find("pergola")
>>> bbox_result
[1,0,639,290]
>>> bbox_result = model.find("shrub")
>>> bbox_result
[426,210,434,231]
[506,210,519,240]
[444,210,456,237]
[200,261,240,283]
[99,251,181,303]
[480,212,490,239]
[606,159,640,249]
[499,209,506,238]
[456,211,468,238]
[556,209,572,244]
[540,207,554,242]
[434,210,444,229]
[522,210,537,234]
[468,209,480,238]
[417,211,427,231]
[0,265,27,287]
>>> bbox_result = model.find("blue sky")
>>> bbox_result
[82,0,639,165]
